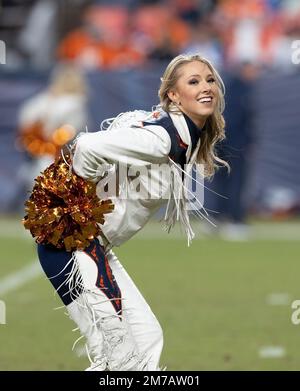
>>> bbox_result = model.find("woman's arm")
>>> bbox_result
[72,125,171,182]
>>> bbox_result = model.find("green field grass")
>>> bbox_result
[0,217,300,370]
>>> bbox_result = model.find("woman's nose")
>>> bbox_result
[201,81,212,92]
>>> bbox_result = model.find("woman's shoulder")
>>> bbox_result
[100,108,166,132]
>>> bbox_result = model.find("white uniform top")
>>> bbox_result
[72,110,200,247]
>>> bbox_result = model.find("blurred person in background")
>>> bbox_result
[183,19,224,70]
[216,0,267,67]
[16,0,89,70]
[171,0,218,24]
[270,12,300,72]
[17,0,59,69]
[132,2,190,61]
[17,64,88,191]
[212,0,300,69]
[57,5,145,70]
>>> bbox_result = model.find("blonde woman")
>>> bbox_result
[36,54,228,371]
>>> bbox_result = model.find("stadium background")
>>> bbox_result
[0,0,300,370]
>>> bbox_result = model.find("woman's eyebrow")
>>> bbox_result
[187,73,214,78]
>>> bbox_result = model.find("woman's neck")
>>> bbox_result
[182,112,204,132]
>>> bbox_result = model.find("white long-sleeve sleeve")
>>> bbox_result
[70,111,199,247]
[72,125,172,182]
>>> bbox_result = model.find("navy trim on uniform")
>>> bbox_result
[37,238,122,314]
[37,243,79,306]
[83,239,122,316]
[143,110,202,168]
[182,112,202,153]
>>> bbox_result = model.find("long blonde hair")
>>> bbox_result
[158,54,229,178]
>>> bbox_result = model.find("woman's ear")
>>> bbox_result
[167,89,178,103]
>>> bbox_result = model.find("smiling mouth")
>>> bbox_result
[197,96,213,103]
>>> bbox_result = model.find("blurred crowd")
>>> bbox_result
[1,0,300,71]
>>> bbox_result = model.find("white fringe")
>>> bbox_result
[162,161,195,246]
[163,158,220,246]
[100,109,156,132]
[55,251,160,371]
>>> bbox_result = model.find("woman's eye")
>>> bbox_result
[188,79,198,85]
[188,78,215,85]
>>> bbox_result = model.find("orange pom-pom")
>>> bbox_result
[22,154,114,251]
[18,122,76,158]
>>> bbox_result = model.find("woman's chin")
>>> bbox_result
[197,108,214,116]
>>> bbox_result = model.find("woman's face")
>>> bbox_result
[168,61,219,128]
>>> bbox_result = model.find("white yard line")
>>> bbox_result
[0,223,30,240]
[266,293,291,306]
[0,261,42,297]
[259,346,286,358]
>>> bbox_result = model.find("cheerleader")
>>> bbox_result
[26,54,228,371]
[17,64,88,189]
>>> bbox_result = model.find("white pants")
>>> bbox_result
[66,248,164,371]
